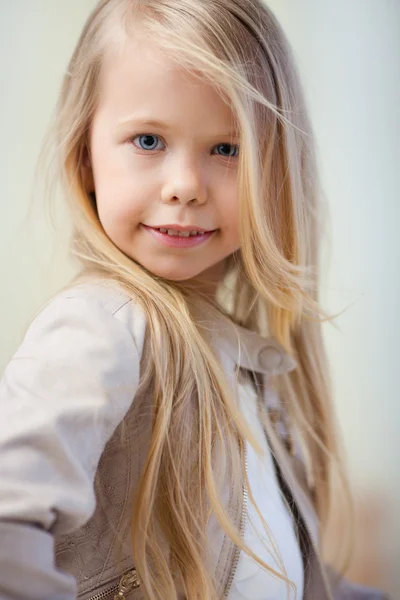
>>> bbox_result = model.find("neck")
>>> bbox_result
[184,261,226,302]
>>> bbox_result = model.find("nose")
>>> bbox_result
[161,155,207,206]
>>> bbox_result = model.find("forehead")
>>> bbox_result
[96,32,237,133]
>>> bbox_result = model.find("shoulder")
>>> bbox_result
[25,279,148,361]
[59,279,136,316]
[0,280,148,542]
[1,279,149,484]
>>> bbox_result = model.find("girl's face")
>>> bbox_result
[87,33,240,282]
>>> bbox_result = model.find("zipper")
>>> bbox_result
[223,438,249,598]
[87,568,141,600]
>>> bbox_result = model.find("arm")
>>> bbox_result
[0,293,142,599]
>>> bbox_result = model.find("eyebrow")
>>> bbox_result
[118,117,173,130]
[117,116,239,139]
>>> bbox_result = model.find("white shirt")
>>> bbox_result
[228,372,304,600]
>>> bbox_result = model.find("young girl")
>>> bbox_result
[0,1,389,599]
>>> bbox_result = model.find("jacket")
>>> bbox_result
[0,281,390,600]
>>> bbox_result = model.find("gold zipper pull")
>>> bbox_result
[113,568,141,600]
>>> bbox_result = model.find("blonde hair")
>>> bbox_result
[46,0,352,597]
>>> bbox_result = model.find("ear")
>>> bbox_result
[81,146,95,194]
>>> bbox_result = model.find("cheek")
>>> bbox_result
[92,156,157,217]
[93,168,145,223]
[97,197,134,225]
[219,181,239,231]
[222,187,240,250]
[93,179,137,232]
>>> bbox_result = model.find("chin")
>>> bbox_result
[152,269,202,282]
[144,262,209,283]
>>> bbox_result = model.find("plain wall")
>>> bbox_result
[1,0,399,596]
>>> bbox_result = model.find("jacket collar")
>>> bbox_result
[218,318,297,376]
[193,304,297,376]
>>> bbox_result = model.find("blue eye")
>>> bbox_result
[133,134,165,151]
[213,143,239,158]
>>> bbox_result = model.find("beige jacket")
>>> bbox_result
[0,282,389,600]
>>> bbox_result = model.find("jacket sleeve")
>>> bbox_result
[0,294,142,600]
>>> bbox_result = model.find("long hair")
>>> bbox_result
[44,0,351,597]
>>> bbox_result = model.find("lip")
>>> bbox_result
[141,224,217,249]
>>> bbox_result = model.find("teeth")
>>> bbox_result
[157,228,204,237]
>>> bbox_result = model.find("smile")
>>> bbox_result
[141,224,216,248]
[156,228,205,237]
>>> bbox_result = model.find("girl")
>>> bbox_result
[0,1,389,599]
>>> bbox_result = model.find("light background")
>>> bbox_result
[1,1,399,596]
